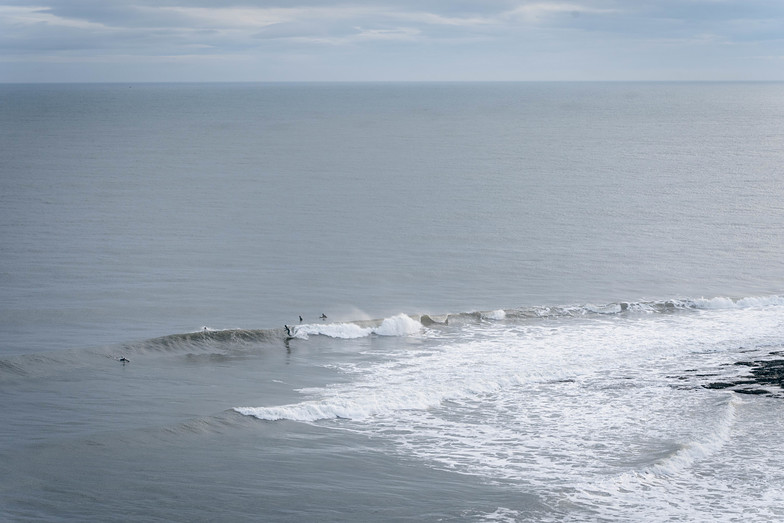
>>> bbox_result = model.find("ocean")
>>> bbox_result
[1,82,783,521]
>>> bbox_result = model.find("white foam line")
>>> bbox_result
[289,313,422,339]
[647,395,740,476]
[693,295,784,310]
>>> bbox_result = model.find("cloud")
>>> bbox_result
[390,11,496,28]
[354,26,421,42]
[2,0,784,81]
[504,2,619,22]
[0,5,111,30]
[147,7,297,29]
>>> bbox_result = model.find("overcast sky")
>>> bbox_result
[1,0,783,82]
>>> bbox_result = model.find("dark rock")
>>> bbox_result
[704,382,735,389]
[705,359,784,396]
[735,388,770,395]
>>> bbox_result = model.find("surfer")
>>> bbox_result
[119,357,130,364]
[320,313,327,320]
[299,315,303,322]
[285,325,292,337]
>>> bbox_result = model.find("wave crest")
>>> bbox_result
[288,313,422,340]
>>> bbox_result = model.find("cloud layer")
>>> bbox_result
[1,0,783,81]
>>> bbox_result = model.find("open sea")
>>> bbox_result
[1,82,783,521]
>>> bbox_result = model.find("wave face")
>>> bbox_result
[1,296,782,380]
[0,326,285,380]
[234,295,784,520]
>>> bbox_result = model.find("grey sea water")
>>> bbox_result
[1,82,783,521]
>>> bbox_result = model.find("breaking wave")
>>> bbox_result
[2,295,781,381]
[287,313,422,339]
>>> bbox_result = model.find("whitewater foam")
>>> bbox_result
[287,313,422,340]
[481,309,507,321]
[695,295,784,309]
[236,298,784,425]
[232,297,784,522]
[647,395,740,476]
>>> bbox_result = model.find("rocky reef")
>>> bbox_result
[705,354,784,396]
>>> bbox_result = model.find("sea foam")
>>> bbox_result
[289,313,421,340]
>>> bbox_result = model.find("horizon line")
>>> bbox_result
[2,79,783,85]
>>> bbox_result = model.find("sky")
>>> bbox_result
[1,0,783,82]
